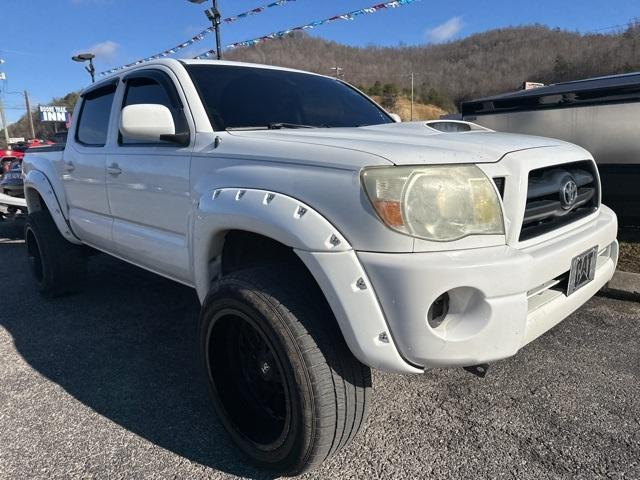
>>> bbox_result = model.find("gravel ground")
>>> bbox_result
[0,218,639,479]
[618,227,640,274]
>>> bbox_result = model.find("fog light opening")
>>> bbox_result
[428,293,450,329]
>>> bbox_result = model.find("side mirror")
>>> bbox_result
[389,113,402,123]
[120,104,177,142]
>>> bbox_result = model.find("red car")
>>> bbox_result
[1,139,55,173]
[0,139,53,160]
[0,147,24,162]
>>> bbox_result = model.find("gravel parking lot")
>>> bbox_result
[619,227,640,273]
[0,218,639,479]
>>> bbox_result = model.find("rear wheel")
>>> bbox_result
[24,210,87,298]
[200,266,372,475]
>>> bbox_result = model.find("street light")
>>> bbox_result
[188,0,222,60]
[72,53,96,83]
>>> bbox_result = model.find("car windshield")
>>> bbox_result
[186,64,393,130]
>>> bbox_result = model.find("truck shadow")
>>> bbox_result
[0,223,275,479]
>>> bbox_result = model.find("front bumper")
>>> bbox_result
[357,206,618,369]
[1,181,25,196]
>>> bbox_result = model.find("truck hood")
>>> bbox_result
[227,121,571,166]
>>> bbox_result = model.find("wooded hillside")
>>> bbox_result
[227,23,640,106]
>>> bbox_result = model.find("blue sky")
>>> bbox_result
[1,0,639,123]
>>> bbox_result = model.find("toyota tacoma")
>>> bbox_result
[21,59,618,475]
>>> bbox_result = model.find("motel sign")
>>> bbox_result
[39,106,70,123]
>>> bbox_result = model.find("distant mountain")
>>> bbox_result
[227,23,640,107]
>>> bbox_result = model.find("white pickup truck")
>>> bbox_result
[22,59,618,475]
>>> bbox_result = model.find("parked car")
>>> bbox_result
[0,145,26,162]
[0,139,52,162]
[22,59,618,475]
[461,72,640,225]
[0,160,23,197]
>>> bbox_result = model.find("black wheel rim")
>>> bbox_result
[25,228,44,284]
[207,308,291,451]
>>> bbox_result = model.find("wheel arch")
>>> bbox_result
[191,188,352,302]
[24,170,82,245]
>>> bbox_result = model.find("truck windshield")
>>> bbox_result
[186,64,393,130]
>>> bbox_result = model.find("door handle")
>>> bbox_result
[64,161,75,172]
[107,164,122,176]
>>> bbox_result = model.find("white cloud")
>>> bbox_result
[426,17,464,43]
[75,40,120,62]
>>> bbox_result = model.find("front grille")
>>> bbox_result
[493,177,506,198]
[520,161,599,241]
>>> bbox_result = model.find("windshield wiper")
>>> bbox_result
[226,123,317,131]
[268,122,315,129]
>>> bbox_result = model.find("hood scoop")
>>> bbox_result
[424,120,492,133]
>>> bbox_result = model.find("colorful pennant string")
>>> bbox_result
[193,0,418,58]
[100,0,297,75]
[100,0,419,76]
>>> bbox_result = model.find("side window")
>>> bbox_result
[120,73,188,145]
[76,84,117,146]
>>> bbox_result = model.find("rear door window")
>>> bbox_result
[76,84,117,146]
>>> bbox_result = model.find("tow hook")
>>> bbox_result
[463,364,490,378]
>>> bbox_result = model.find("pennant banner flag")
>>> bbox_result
[100,0,297,75]
[101,0,419,76]
[194,0,418,58]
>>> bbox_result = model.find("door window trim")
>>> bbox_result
[74,80,119,148]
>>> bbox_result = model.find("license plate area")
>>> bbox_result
[567,246,598,296]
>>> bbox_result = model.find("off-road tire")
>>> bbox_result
[24,210,87,298]
[199,266,372,476]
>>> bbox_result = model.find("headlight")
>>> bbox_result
[362,165,505,242]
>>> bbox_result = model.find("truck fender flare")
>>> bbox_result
[191,188,352,301]
[23,170,82,245]
[191,187,420,374]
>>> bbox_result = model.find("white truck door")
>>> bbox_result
[64,82,117,251]
[106,69,193,284]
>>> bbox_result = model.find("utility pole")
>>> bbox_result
[24,91,36,139]
[0,96,9,147]
[410,72,415,121]
[0,57,8,147]
[330,67,344,79]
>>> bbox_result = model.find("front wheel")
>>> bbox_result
[200,266,372,475]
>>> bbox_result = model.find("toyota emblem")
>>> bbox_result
[561,179,578,209]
